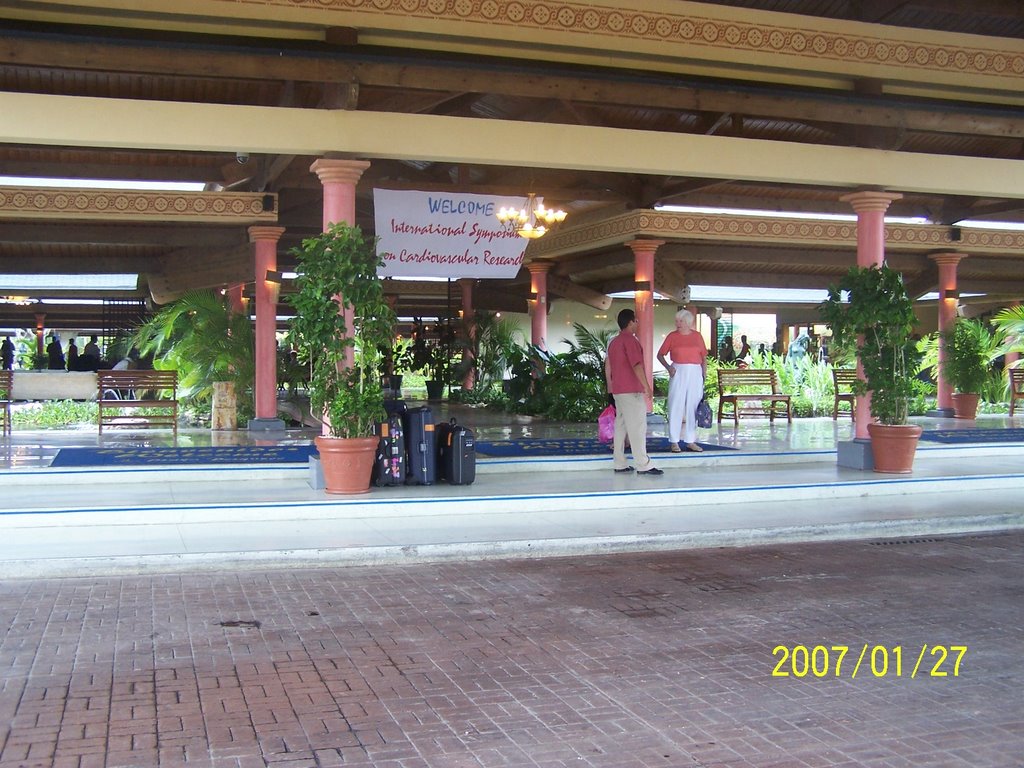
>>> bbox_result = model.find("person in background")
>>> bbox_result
[66,338,79,371]
[605,308,662,476]
[46,333,65,370]
[719,335,736,363]
[657,309,708,453]
[1,335,14,370]
[112,348,139,371]
[738,334,751,361]
[81,335,101,371]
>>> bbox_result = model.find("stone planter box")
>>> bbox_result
[11,371,98,401]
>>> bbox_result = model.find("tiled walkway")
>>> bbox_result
[1,531,1022,768]
[1,408,1022,766]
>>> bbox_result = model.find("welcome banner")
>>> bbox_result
[373,189,530,278]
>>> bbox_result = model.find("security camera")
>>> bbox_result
[236,151,250,165]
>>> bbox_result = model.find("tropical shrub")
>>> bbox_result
[920,317,1003,402]
[132,289,255,423]
[12,399,98,428]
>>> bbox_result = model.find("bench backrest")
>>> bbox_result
[833,368,859,390]
[1011,368,1024,393]
[717,368,781,393]
[97,370,177,397]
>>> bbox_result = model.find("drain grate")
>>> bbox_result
[869,538,945,546]
[618,607,668,619]
[218,619,261,629]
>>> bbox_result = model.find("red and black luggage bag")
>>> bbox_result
[371,413,406,486]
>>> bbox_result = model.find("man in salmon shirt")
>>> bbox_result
[604,308,663,476]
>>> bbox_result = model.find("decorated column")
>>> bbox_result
[930,252,968,416]
[527,260,552,351]
[627,239,664,408]
[34,313,45,360]
[226,284,245,316]
[840,191,902,439]
[248,225,286,430]
[310,158,371,372]
[459,278,476,391]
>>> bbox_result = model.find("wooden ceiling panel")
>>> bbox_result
[2,3,1024,328]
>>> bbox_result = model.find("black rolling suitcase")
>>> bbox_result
[402,406,436,485]
[437,418,476,485]
[371,413,406,487]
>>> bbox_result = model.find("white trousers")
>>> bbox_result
[667,363,704,444]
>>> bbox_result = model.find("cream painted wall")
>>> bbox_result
[499,298,713,361]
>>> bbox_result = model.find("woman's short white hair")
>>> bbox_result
[675,309,694,327]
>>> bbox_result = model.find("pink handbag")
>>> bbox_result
[598,404,616,443]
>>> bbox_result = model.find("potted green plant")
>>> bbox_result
[820,263,923,473]
[406,319,455,400]
[424,341,450,400]
[286,222,396,494]
[942,317,992,420]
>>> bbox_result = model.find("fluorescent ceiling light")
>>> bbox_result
[0,176,206,191]
[36,298,107,306]
[953,219,1024,231]
[655,204,929,225]
[386,276,450,282]
[609,286,829,304]
[918,291,984,301]
[0,274,139,291]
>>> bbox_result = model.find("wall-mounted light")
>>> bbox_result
[634,280,652,292]
[265,270,284,284]
[944,289,960,299]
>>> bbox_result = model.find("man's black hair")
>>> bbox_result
[616,308,635,330]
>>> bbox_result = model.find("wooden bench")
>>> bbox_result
[832,368,859,421]
[1010,368,1024,417]
[0,370,11,435]
[717,368,792,425]
[97,370,178,436]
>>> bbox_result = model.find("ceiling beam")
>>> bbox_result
[545,274,611,310]
[652,261,688,304]
[0,222,245,248]
[0,253,159,274]
[5,31,1024,141]
[146,243,254,304]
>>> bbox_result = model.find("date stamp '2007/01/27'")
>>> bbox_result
[772,644,967,679]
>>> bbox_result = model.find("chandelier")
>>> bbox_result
[496,193,567,239]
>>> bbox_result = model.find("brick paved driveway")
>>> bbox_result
[1,532,1022,768]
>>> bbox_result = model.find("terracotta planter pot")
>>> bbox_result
[951,392,980,420]
[314,435,379,494]
[867,422,923,474]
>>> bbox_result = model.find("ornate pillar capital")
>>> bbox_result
[625,239,666,257]
[309,158,371,186]
[928,251,968,268]
[247,225,286,243]
[839,190,903,213]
